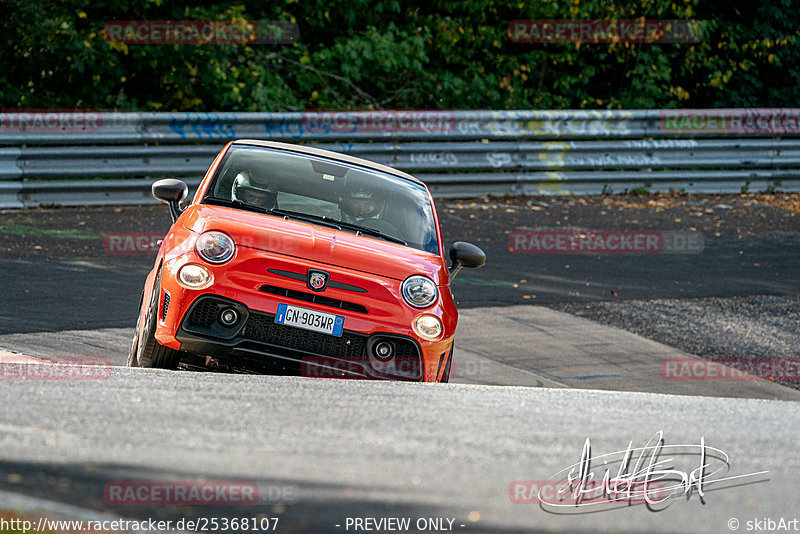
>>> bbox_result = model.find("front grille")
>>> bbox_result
[179,296,422,380]
[259,285,368,314]
[243,311,367,358]
[393,339,419,358]
[162,291,171,321]
[186,298,218,328]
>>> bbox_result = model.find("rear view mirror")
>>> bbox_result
[449,241,486,279]
[152,179,188,222]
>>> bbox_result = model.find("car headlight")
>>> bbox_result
[401,275,438,308]
[196,231,235,264]
[178,264,212,288]
[414,315,443,340]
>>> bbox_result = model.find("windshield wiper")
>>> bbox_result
[203,197,268,214]
[271,209,406,245]
[328,219,408,246]
[267,208,342,230]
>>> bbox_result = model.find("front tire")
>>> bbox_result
[439,346,453,383]
[137,269,181,369]
[127,318,141,367]
[127,292,144,367]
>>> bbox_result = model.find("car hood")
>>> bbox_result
[181,204,447,284]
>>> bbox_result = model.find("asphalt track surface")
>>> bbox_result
[1,196,799,532]
[0,366,796,533]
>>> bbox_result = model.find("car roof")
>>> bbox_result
[232,140,425,186]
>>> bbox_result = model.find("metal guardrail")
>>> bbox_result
[1,109,799,207]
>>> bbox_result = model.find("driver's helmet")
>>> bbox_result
[232,170,277,209]
[340,182,386,221]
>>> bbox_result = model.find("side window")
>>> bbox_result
[213,168,237,199]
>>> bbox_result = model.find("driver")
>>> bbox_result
[339,183,386,222]
[232,170,277,210]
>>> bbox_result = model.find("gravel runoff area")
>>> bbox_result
[441,192,800,390]
[553,295,800,389]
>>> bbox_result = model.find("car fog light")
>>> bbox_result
[373,340,395,361]
[219,308,239,327]
[178,264,211,288]
[414,315,442,340]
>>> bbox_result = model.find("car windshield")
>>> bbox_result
[203,145,439,255]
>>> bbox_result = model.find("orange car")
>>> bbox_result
[127,140,485,382]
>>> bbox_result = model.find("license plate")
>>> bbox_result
[274,303,344,337]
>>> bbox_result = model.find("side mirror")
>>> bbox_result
[449,241,486,280]
[152,179,188,222]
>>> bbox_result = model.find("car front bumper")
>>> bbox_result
[174,294,450,381]
[151,239,457,381]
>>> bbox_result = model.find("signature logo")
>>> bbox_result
[530,431,768,513]
[307,270,329,292]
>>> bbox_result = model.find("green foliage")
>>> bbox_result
[1,0,798,111]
